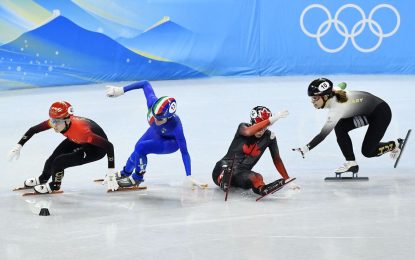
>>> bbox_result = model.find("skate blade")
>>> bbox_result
[325,177,369,181]
[107,186,147,193]
[93,178,104,182]
[22,190,64,196]
[13,186,32,191]
[394,129,411,168]
[256,178,296,201]
[192,183,208,190]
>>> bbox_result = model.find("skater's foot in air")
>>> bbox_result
[390,138,404,160]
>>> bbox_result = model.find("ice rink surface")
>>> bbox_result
[0,76,414,260]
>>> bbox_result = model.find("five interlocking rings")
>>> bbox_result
[300,4,400,53]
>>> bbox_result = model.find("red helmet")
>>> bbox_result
[49,101,74,119]
[250,106,272,124]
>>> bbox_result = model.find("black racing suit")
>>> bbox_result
[307,91,396,161]
[18,116,114,190]
[212,123,289,190]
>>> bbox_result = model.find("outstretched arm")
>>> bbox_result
[18,120,51,146]
[106,80,158,108]
[239,110,289,136]
[293,112,339,158]
[8,120,51,161]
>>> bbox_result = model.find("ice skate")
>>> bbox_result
[219,164,233,192]
[115,167,132,180]
[390,138,404,160]
[13,177,44,191]
[22,186,64,196]
[94,168,131,182]
[325,161,368,181]
[335,161,359,174]
[256,178,296,201]
[393,129,411,168]
[24,177,42,187]
[34,183,53,194]
[257,178,285,196]
[117,173,144,188]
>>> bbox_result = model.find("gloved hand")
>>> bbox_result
[292,146,309,159]
[269,110,289,124]
[186,176,208,189]
[106,85,124,98]
[8,144,22,161]
[103,169,119,191]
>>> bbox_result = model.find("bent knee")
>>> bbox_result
[248,172,264,189]
[361,147,375,158]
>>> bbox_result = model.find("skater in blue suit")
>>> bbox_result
[106,80,206,189]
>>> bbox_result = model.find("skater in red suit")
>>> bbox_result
[8,101,118,193]
[212,106,299,196]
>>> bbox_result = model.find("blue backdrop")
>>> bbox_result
[0,0,413,89]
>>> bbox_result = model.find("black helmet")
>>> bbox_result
[307,78,333,97]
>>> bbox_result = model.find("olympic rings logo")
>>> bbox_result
[300,4,400,53]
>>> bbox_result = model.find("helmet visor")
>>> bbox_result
[50,118,67,125]
[311,96,321,102]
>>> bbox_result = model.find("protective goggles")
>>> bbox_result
[50,118,68,125]
[311,96,322,102]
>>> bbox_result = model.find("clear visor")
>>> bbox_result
[311,96,321,102]
[50,118,67,125]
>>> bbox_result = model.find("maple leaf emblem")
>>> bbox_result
[253,108,271,123]
[258,108,271,120]
[242,143,261,157]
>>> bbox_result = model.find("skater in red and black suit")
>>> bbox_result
[8,101,119,193]
[212,106,299,196]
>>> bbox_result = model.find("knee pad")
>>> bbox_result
[248,172,264,189]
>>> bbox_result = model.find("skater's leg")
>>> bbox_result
[334,118,358,161]
[234,171,284,196]
[48,144,106,190]
[232,170,264,191]
[212,161,224,186]
[25,139,78,187]
[212,160,234,186]
[334,117,369,174]
[131,138,178,177]
[362,103,395,157]
[118,138,179,187]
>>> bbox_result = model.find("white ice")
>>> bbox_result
[0,75,414,260]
